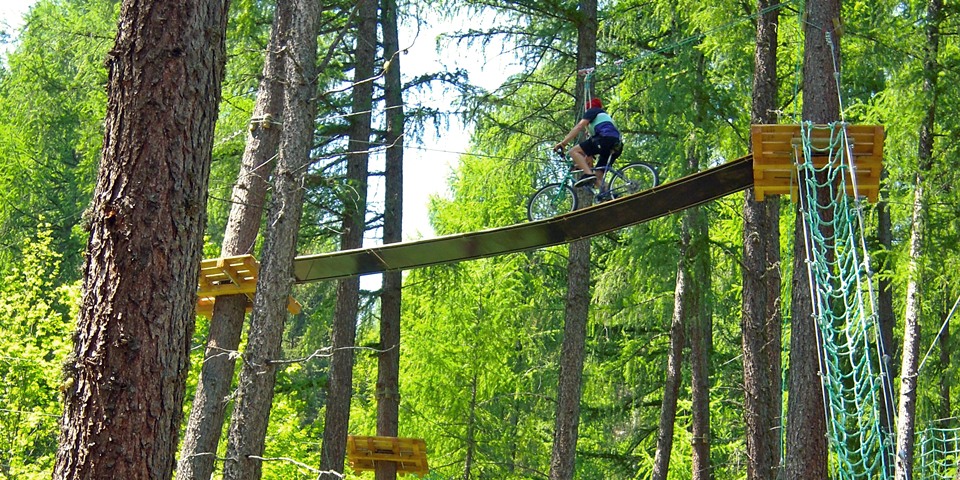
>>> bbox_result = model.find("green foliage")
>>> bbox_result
[2,0,960,476]
[205,0,276,250]
[0,223,79,479]
[0,0,117,281]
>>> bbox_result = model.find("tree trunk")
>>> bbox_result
[784,212,829,480]
[320,0,377,475]
[877,169,897,442]
[741,0,783,477]
[895,0,941,477]
[176,3,288,478]
[464,371,479,479]
[651,255,687,480]
[687,165,711,479]
[376,0,403,477]
[549,236,591,480]
[548,1,595,477]
[687,55,713,480]
[220,0,320,478]
[784,0,841,475]
[53,1,229,478]
[939,306,950,423]
[896,180,926,480]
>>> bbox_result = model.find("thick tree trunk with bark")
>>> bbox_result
[549,236,590,480]
[548,2,596,477]
[376,0,404,477]
[220,1,320,478]
[895,1,942,477]
[741,0,783,477]
[785,218,829,480]
[176,4,288,478]
[784,0,841,476]
[53,1,229,478]
[320,0,377,475]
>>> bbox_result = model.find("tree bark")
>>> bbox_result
[651,255,687,480]
[784,0,840,476]
[687,162,711,479]
[376,0,404,477]
[687,55,713,480]
[895,178,926,480]
[320,0,377,475]
[549,236,591,480]
[876,169,898,442]
[53,0,229,478]
[176,3,288,478]
[895,0,942,476]
[220,0,320,478]
[895,3,941,475]
[548,1,595,477]
[741,0,783,478]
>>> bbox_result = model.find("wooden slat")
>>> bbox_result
[751,124,884,202]
[197,254,259,295]
[195,295,301,318]
[347,435,428,476]
[196,254,301,318]
[197,281,258,297]
[753,174,880,202]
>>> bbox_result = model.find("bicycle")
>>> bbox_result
[526,150,659,222]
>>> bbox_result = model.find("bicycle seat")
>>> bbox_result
[597,141,623,168]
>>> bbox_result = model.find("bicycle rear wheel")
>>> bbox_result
[607,162,659,199]
[527,183,578,221]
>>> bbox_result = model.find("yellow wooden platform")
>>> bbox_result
[347,435,428,476]
[751,124,884,202]
[196,254,301,317]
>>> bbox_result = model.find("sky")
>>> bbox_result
[0,1,30,40]
[0,2,517,244]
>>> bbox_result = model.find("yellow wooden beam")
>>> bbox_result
[347,435,428,476]
[195,295,301,318]
[751,124,884,203]
[196,254,301,318]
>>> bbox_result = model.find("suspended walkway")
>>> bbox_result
[290,125,883,282]
[292,154,754,282]
[200,123,885,288]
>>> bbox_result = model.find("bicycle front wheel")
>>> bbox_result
[527,183,578,221]
[608,162,659,199]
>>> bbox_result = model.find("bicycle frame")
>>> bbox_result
[527,150,659,222]
[534,152,616,213]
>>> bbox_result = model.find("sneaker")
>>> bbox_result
[574,174,596,187]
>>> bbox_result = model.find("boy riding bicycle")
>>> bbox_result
[553,97,623,191]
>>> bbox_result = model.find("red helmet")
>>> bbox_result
[586,98,603,109]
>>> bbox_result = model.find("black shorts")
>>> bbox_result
[578,136,622,167]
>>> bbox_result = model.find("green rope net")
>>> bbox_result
[918,424,960,478]
[796,121,894,479]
